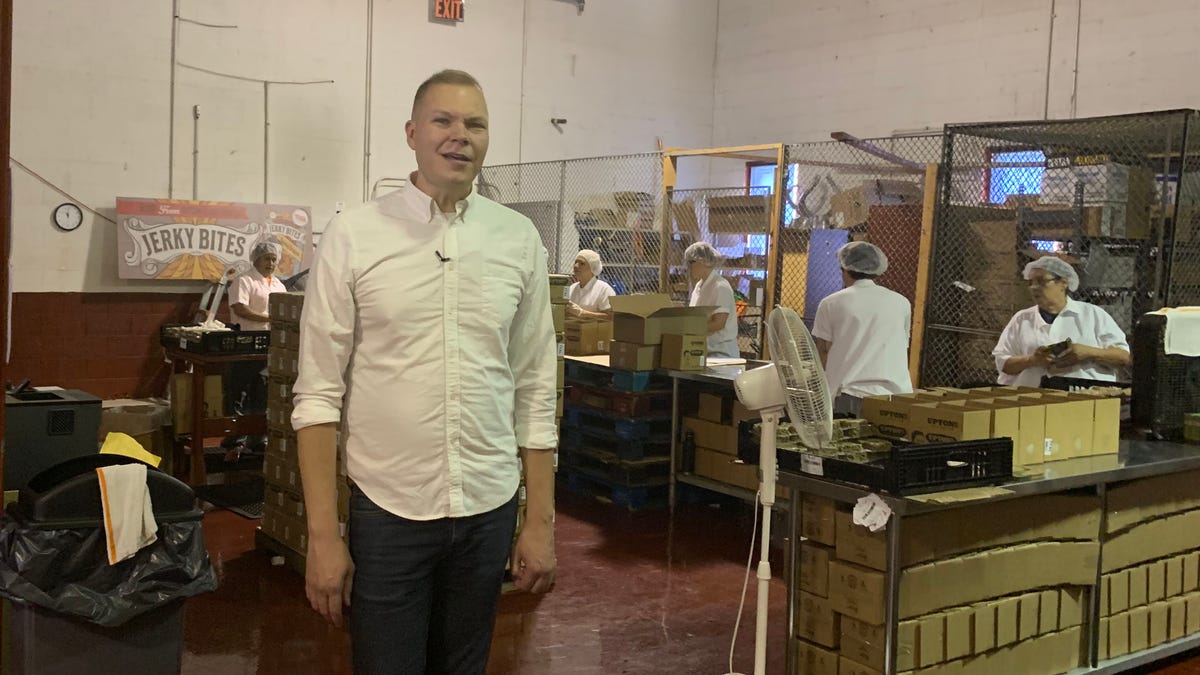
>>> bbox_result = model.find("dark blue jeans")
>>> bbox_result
[348,485,519,675]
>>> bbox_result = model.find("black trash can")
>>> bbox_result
[0,454,218,675]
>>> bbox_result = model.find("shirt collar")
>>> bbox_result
[1060,298,1081,316]
[578,277,596,291]
[399,171,475,223]
[851,279,877,288]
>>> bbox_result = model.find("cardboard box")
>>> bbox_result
[799,542,833,597]
[918,613,947,667]
[860,394,933,439]
[1188,593,1200,635]
[830,180,923,229]
[706,194,770,233]
[900,493,1100,567]
[548,274,571,303]
[1109,611,1130,657]
[908,402,991,443]
[829,560,886,624]
[683,416,738,455]
[1100,617,1110,660]
[995,596,1019,647]
[973,602,996,653]
[99,400,171,458]
[1019,393,1093,461]
[795,639,839,675]
[1150,601,1170,647]
[552,302,566,332]
[839,616,886,672]
[1170,596,1187,641]
[564,319,613,356]
[697,392,729,424]
[659,333,706,371]
[797,591,840,648]
[1109,569,1131,614]
[1130,565,1149,608]
[944,606,972,661]
[608,341,660,371]
[838,656,882,675]
[1185,552,1200,593]
[171,373,224,433]
[610,294,712,345]
[1040,589,1060,635]
[899,542,1099,618]
[1018,591,1040,640]
[268,291,305,323]
[836,510,887,571]
[1130,606,1150,652]
[802,495,837,546]
[1071,392,1120,455]
[1148,560,1167,603]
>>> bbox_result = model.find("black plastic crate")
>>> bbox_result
[160,323,270,354]
[777,437,1014,496]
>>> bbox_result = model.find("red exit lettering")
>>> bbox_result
[434,0,464,21]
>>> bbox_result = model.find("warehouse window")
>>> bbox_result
[988,150,1045,204]
[746,163,798,255]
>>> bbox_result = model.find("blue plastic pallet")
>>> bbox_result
[560,469,668,511]
[560,427,671,461]
[564,360,671,393]
[563,404,672,440]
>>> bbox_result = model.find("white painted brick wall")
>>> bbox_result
[12,0,717,292]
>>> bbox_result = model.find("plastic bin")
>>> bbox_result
[0,454,217,675]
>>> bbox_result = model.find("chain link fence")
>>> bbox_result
[774,135,943,367]
[478,153,664,295]
[923,110,1200,388]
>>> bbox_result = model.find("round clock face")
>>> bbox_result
[53,203,84,231]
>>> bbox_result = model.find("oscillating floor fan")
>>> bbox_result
[725,306,833,675]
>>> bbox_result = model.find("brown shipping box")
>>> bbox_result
[172,373,224,434]
[564,319,613,356]
[799,542,833,597]
[697,392,730,424]
[802,495,838,546]
[659,333,707,371]
[795,639,839,675]
[908,402,991,443]
[796,591,841,648]
[610,294,713,345]
[839,617,886,672]
[682,416,738,455]
[829,560,887,625]
[830,180,923,229]
[836,510,887,571]
[838,655,883,675]
[608,341,660,371]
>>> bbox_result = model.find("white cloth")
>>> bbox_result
[291,176,558,520]
[568,277,616,312]
[812,280,913,398]
[689,269,738,358]
[1156,307,1200,357]
[229,270,286,331]
[992,298,1129,387]
[96,463,157,565]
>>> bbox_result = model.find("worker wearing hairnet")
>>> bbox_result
[992,256,1130,387]
[230,240,287,331]
[567,249,616,319]
[685,242,739,359]
[812,242,913,416]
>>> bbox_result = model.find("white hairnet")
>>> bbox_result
[576,249,603,276]
[684,241,724,266]
[837,241,888,276]
[251,241,282,263]
[1023,256,1080,292]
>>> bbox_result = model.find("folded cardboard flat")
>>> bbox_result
[1106,469,1200,535]
[609,294,713,345]
[1103,508,1200,572]
[899,542,1098,618]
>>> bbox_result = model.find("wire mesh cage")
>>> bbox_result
[479,153,664,295]
[923,109,1200,388]
[775,135,943,365]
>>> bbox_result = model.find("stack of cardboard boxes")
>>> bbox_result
[1039,160,1155,239]
[609,294,710,372]
[260,291,351,562]
[682,391,762,493]
[862,386,1121,470]
[796,494,1098,675]
[1098,469,1200,660]
[563,318,612,357]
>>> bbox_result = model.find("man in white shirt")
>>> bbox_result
[812,242,913,416]
[567,249,616,319]
[292,70,557,674]
[229,241,287,331]
[685,242,740,358]
[992,256,1130,387]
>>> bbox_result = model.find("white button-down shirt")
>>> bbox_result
[992,298,1129,387]
[229,270,286,331]
[568,277,616,312]
[812,280,914,398]
[689,270,739,358]
[291,178,558,520]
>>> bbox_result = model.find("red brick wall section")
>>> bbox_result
[7,292,230,400]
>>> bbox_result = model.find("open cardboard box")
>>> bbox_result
[610,294,714,345]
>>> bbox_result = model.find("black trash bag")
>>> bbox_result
[0,514,218,628]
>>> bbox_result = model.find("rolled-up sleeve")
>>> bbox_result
[291,218,357,430]
[508,232,559,450]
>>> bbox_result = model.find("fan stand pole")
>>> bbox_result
[753,408,782,675]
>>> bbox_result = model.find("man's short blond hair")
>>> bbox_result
[411,69,483,118]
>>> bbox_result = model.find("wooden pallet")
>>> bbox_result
[565,384,672,418]
[560,427,671,461]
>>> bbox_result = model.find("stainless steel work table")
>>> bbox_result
[778,440,1200,675]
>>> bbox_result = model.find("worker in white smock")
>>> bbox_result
[230,241,287,331]
[684,242,739,359]
[812,242,913,417]
[567,249,616,320]
[992,256,1130,387]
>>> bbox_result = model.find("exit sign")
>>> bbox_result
[433,0,464,21]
